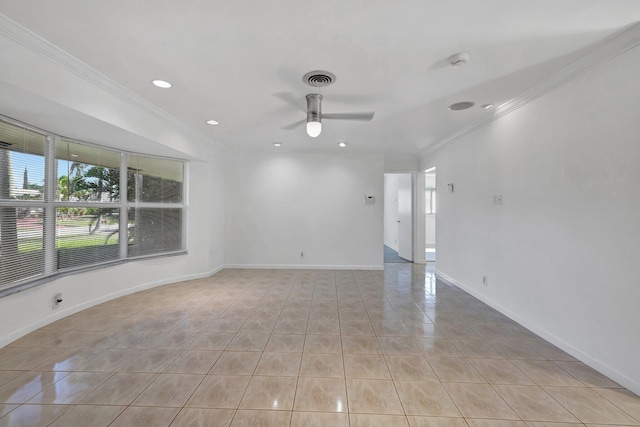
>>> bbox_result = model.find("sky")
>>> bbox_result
[8,151,72,188]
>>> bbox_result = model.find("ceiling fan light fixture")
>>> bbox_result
[306,120,322,137]
[306,93,323,137]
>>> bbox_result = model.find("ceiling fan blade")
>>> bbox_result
[322,112,375,121]
[273,92,305,112]
[281,118,306,130]
[323,94,376,104]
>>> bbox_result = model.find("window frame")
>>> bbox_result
[425,187,436,215]
[0,116,188,297]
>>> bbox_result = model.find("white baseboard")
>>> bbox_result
[435,270,640,397]
[223,264,385,271]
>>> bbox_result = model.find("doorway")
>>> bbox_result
[425,168,436,263]
[383,173,413,263]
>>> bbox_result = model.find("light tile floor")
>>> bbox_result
[1,264,639,426]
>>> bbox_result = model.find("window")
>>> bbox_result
[55,140,123,270]
[127,155,184,257]
[56,140,121,203]
[0,117,187,293]
[0,123,46,287]
[425,187,436,214]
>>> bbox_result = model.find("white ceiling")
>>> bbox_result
[1,0,640,157]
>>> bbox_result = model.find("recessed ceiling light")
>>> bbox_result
[152,79,172,89]
[273,142,282,147]
[448,101,475,111]
[71,154,78,158]
[206,119,219,125]
[482,103,494,109]
[338,142,347,148]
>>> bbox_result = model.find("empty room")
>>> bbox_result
[0,1,639,426]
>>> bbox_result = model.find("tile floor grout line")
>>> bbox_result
[589,386,640,425]
[1,267,639,426]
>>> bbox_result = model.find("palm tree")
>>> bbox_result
[57,175,69,201]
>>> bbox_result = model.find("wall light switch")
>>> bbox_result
[447,183,454,193]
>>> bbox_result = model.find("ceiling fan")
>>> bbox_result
[282,71,375,137]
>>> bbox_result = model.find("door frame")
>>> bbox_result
[383,172,416,263]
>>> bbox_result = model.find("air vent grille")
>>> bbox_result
[448,101,475,111]
[303,70,336,88]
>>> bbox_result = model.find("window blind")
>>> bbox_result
[0,117,187,292]
[127,155,185,258]
[0,123,46,289]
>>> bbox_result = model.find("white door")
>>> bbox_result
[397,174,413,261]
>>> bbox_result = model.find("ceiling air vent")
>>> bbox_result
[303,70,336,88]
[448,101,475,111]
[0,141,12,148]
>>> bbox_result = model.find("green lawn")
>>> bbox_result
[57,233,119,249]
[17,233,119,253]
[17,238,44,253]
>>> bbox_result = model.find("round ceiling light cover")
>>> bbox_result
[448,101,475,111]
[152,79,172,88]
[303,70,336,87]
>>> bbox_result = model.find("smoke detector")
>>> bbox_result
[448,52,470,67]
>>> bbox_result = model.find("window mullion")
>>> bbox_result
[43,135,57,276]
[119,153,128,259]
[182,161,189,252]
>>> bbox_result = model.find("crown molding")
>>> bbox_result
[0,13,220,150]
[420,22,640,158]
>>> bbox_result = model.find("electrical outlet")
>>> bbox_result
[53,293,63,309]
[482,276,488,286]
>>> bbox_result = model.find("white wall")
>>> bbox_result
[224,151,384,269]
[384,153,419,173]
[425,216,436,246]
[383,174,400,250]
[420,45,640,394]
